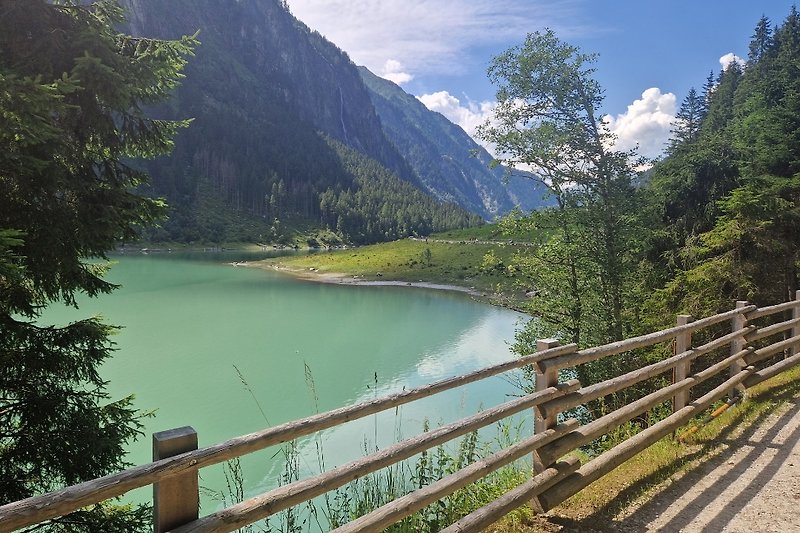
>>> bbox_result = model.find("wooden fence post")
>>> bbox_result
[730,301,749,398]
[534,339,560,472]
[532,338,560,513]
[153,426,199,533]
[673,314,693,414]
[791,290,800,359]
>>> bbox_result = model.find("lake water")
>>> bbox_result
[42,252,530,517]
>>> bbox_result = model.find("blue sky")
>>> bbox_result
[287,0,796,160]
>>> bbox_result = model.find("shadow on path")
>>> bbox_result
[627,400,799,532]
[540,378,800,533]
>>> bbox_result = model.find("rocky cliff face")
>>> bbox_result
[121,0,414,184]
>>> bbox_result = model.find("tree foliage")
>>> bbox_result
[480,30,642,347]
[668,87,705,152]
[0,1,194,529]
[488,11,800,422]
[647,6,800,318]
[479,30,652,422]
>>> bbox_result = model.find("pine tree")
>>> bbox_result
[668,87,705,152]
[703,62,743,133]
[648,5,800,315]
[0,1,195,530]
[700,70,716,121]
[748,15,774,63]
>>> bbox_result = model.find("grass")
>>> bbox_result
[487,363,800,532]
[215,364,800,532]
[216,364,537,533]
[255,237,526,296]
[432,224,535,243]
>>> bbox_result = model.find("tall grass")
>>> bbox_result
[209,365,532,532]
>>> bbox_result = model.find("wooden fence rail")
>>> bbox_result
[1,292,799,532]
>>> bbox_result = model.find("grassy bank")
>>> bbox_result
[253,233,529,299]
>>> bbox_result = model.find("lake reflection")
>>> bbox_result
[42,253,530,512]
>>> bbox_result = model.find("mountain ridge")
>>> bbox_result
[358,66,550,220]
[118,0,540,244]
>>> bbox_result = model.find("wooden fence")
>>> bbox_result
[2,292,800,532]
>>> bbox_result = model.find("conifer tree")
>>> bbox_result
[647,5,800,315]
[668,87,705,152]
[748,15,774,63]
[703,62,743,133]
[700,70,716,120]
[0,1,195,529]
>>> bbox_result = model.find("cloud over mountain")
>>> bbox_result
[288,0,584,81]
[417,91,495,141]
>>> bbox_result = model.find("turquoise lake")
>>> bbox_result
[42,252,530,516]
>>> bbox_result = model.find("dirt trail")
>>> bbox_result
[613,397,800,532]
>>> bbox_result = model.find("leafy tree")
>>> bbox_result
[0,1,194,530]
[479,29,642,346]
[479,30,651,423]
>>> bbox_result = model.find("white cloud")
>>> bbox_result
[287,0,586,78]
[418,91,496,142]
[421,87,677,162]
[719,52,745,71]
[380,59,413,85]
[604,87,677,160]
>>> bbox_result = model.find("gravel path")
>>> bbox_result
[615,397,800,532]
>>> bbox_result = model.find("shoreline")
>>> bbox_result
[243,262,488,298]
[116,243,301,253]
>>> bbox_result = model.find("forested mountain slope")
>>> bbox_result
[119,0,480,243]
[359,66,550,220]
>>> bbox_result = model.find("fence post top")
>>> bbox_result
[153,427,198,461]
[537,339,561,350]
[153,426,197,443]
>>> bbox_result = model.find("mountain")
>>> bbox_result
[123,0,413,181]
[119,0,482,243]
[119,0,538,244]
[358,67,550,220]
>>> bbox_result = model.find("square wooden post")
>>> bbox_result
[730,301,749,398]
[153,426,199,533]
[672,314,693,414]
[533,338,560,473]
[532,338,560,513]
[791,290,800,359]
